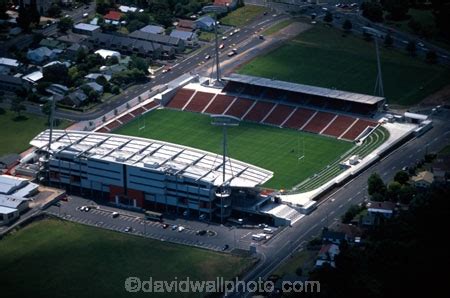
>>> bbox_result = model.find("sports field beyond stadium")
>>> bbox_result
[238,25,450,106]
[115,109,353,190]
[0,219,252,298]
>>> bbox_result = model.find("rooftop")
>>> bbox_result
[73,23,100,32]
[104,10,123,21]
[140,25,165,34]
[0,57,19,67]
[0,205,17,214]
[224,73,385,105]
[30,130,273,188]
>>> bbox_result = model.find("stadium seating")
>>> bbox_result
[105,120,122,131]
[341,119,377,140]
[130,107,146,116]
[184,91,215,113]
[204,94,235,114]
[224,98,254,118]
[322,115,356,137]
[264,104,296,126]
[167,88,195,109]
[302,111,336,133]
[243,101,275,122]
[118,113,134,124]
[143,101,158,111]
[282,108,316,130]
[96,127,110,133]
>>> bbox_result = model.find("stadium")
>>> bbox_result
[28,73,423,225]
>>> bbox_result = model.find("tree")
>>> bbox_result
[43,63,69,85]
[127,19,145,33]
[58,16,73,33]
[47,4,62,18]
[342,19,352,32]
[10,96,26,118]
[383,0,410,21]
[387,181,402,202]
[406,41,417,56]
[394,171,410,185]
[324,11,333,23]
[361,1,383,22]
[0,0,8,19]
[384,33,394,47]
[111,85,120,94]
[408,18,422,34]
[96,0,111,15]
[368,173,387,196]
[129,55,149,74]
[426,50,438,64]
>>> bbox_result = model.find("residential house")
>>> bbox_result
[195,16,216,31]
[86,82,104,93]
[0,74,29,92]
[333,223,363,244]
[128,30,185,53]
[100,64,128,76]
[62,90,88,107]
[65,44,89,60]
[177,19,196,32]
[27,47,62,64]
[73,23,101,36]
[94,49,121,59]
[322,227,347,245]
[22,70,43,85]
[140,25,165,35]
[104,10,124,25]
[432,155,450,182]
[315,244,340,268]
[39,39,66,50]
[411,171,434,188]
[367,201,396,218]
[170,30,198,47]
[214,0,238,9]
[85,73,111,82]
[0,58,21,74]
[45,83,69,96]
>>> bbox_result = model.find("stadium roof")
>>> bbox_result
[30,130,273,188]
[224,74,384,105]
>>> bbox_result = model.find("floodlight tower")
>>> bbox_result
[202,5,228,85]
[211,114,240,223]
[373,37,384,99]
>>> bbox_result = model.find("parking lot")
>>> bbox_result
[45,196,281,252]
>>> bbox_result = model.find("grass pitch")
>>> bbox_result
[115,109,353,189]
[219,5,267,27]
[238,24,450,106]
[0,219,252,298]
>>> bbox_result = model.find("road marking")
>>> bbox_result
[330,211,335,215]
[347,197,353,202]
[357,191,361,195]
[338,204,344,209]
[391,166,396,170]
[320,218,325,222]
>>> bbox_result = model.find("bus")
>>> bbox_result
[145,210,163,222]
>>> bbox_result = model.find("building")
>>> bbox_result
[0,205,19,226]
[62,90,88,107]
[140,25,165,35]
[45,84,69,96]
[0,154,20,171]
[94,49,121,60]
[85,73,111,82]
[27,47,62,64]
[170,30,198,47]
[22,70,43,85]
[177,19,196,32]
[73,23,101,36]
[104,10,124,25]
[30,130,273,221]
[118,5,138,13]
[39,38,66,50]
[0,57,21,73]
[316,243,340,268]
[195,16,216,31]
[128,30,185,52]
[432,155,450,182]
[0,74,29,92]
[368,201,396,218]
[86,82,103,93]
[412,171,434,188]
[214,0,238,9]
[322,227,347,244]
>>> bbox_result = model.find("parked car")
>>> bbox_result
[205,55,211,60]
[112,212,119,218]
[219,43,225,49]
[162,223,169,229]
[196,230,207,236]
[222,244,229,251]
[171,224,178,230]
[124,226,132,232]
[178,226,185,232]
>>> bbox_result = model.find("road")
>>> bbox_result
[229,109,450,297]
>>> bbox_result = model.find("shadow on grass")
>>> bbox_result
[0,108,5,115]
[12,115,29,122]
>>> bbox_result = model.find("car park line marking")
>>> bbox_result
[347,197,353,202]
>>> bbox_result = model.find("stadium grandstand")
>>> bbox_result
[163,74,381,141]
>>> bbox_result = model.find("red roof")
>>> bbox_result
[104,10,123,21]
[214,0,233,6]
[178,19,195,29]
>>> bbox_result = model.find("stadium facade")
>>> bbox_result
[31,130,273,221]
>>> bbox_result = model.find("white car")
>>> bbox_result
[233,28,240,33]
[205,55,211,60]
[178,226,185,232]
[83,13,88,18]
[222,36,227,40]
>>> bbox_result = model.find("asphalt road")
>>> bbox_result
[229,109,450,297]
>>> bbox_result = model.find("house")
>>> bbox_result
[73,23,101,36]
[195,16,216,31]
[22,70,43,85]
[315,243,340,268]
[85,73,111,82]
[65,44,89,60]
[367,201,396,218]
[39,38,66,50]
[214,0,238,9]
[27,47,62,64]
[412,171,434,188]
[432,155,450,182]
[170,30,198,47]
[62,90,88,107]
[140,25,165,35]
[322,227,347,244]
[45,84,69,96]
[0,58,20,73]
[104,10,124,24]
[333,223,363,244]
[100,64,128,76]
[86,82,103,93]
[177,19,196,32]
[128,30,185,52]
[0,74,29,92]
[43,61,71,69]
[94,49,121,60]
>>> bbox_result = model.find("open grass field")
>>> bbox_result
[263,19,295,35]
[0,219,252,298]
[0,110,69,157]
[115,109,353,189]
[220,5,267,27]
[238,24,450,106]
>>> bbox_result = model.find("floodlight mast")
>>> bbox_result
[210,114,240,223]
[202,5,227,84]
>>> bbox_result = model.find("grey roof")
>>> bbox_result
[224,73,384,105]
[0,74,23,85]
[73,23,100,32]
[30,130,274,188]
[170,29,196,41]
[140,25,165,34]
[86,82,103,92]
[0,57,19,67]
[129,30,181,46]
[0,175,28,195]
[89,32,172,54]
[0,206,17,214]
[0,196,26,209]
[196,15,215,26]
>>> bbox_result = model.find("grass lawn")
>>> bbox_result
[0,219,253,298]
[272,249,317,277]
[263,19,295,35]
[115,109,353,189]
[198,31,216,42]
[439,144,450,155]
[220,5,267,27]
[0,110,69,157]
[238,24,450,106]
